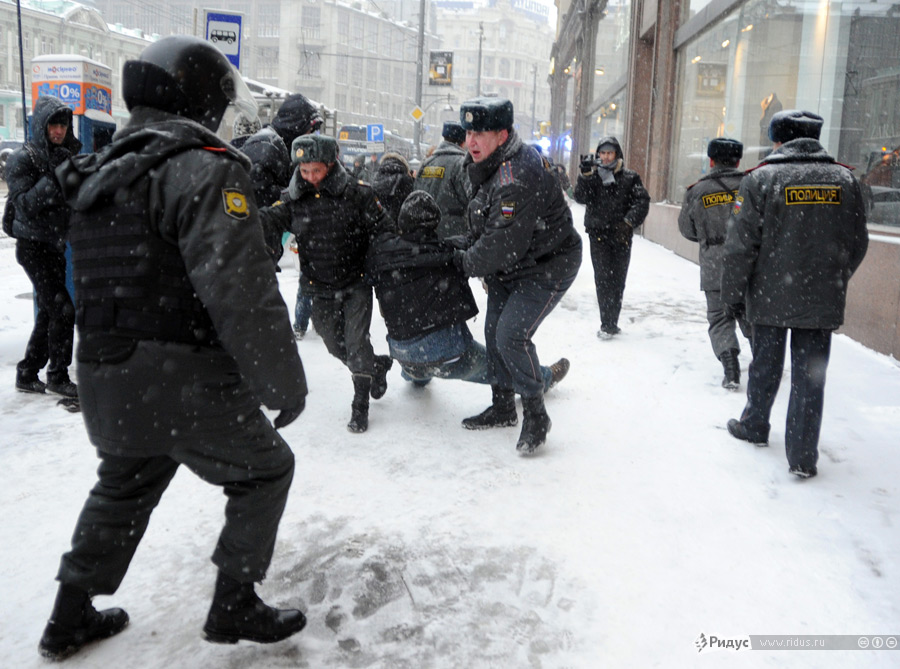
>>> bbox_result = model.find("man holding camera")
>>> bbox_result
[573,136,650,338]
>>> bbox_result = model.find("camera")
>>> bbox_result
[579,154,598,175]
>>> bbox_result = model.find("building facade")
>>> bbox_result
[552,0,900,358]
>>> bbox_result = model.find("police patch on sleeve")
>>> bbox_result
[500,201,516,219]
[222,189,250,220]
[731,195,744,217]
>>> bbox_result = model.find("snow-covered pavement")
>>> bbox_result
[1,200,899,668]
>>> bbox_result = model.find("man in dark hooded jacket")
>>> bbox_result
[722,110,869,479]
[415,121,470,238]
[678,137,750,390]
[574,136,650,337]
[261,134,393,434]
[371,152,415,224]
[452,97,582,455]
[6,95,81,398]
[37,37,308,660]
[368,190,570,392]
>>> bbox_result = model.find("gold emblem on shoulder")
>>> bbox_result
[222,189,250,220]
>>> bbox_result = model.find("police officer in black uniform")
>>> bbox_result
[678,137,750,389]
[722,110,869,478]
[453,97,582,455]
[38,36,308,660]
[261,134,393,434]
[415,121,470,239]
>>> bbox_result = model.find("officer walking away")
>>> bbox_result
[678,137,751,389]
[574,136,650,338]
[6,95,81,398]
[722,110,868,479]
[453,97,582,455]
[415,121,470,239]
[38,36,308,660]
[368,190,571,392]
[261,134,392,433]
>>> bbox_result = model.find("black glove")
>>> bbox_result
[274,397,306,429]
[724,302,745,320]
[452,248,467,273]
[49,146,72,170]
[444,235,470,250]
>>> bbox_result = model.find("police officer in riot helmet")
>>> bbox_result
[38,36,308,659]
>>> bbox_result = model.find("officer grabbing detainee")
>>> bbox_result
[678,137,751,389]
[453,97,582,455]
[38,36,308,661]
[260,134,393,433]
[722,110,869,479]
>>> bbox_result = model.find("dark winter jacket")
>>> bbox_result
[721,138,869,329]
[415,140,470,239]
[55,105,306,456]
[459,129,582,283]
[371,153,414,225]
[260,160,391,295]
[6,96,82,247]
[573,136,649,244]
[368,226,478,341]
[678,166,744,291]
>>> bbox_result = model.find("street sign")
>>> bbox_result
[204,10,243,69]
[366,124,384,142]
[410,106,425,122]
[366,141,385,153]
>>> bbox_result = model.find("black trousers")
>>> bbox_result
[740,325,832,470]
[56,410,295,594]
[484,271,577,398]
[310,283,376,376]
[15,239,74,383]
[588,234,632,329]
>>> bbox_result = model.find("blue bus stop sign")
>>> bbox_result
[205,11,243,69]
[367,124,384,142]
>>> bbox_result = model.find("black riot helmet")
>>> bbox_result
[123,35,257,132]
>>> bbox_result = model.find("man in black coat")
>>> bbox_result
[6,95,81,398]
[453,97,582,455]
[368,191,570,392]
[722,110,869,478]
[371,152,415,225]
[415,121,470,239]
[261,134,393,433]
[37,37,308,660]
[678,137,750,389]
[573,136,650,337]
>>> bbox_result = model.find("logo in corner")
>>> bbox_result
[222,189,250,220]
[695,632,709,653]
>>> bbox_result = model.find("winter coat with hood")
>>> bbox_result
[367,191,478,341]
[56,105,306,455]
[573,136,650,244]
[414,140,470,239]
[6,96,82,246]
[678,165,744,291]
[371,153,415,224]
[241,127,290,207]
[721,137,869,329]
[458,128,582,283]
[260,160,391,295]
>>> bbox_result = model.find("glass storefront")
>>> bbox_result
[670,0,900,228]
[588,0,633,151]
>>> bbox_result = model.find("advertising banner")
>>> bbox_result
[429,51,453,86]
[31,58,113,115]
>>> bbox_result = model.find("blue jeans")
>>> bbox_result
[389,322,554,390]
[294,276,312,331]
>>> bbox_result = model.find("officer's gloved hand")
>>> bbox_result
[579,156,596,176]
[444,235,469,250]
[274,397,306,429]
[452,249,467,273]
[724,302,745,320]
[49,146,72,170]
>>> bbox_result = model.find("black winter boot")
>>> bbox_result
[516,395,552,455]
[370,355,393,400]
[348,374,371,433]
[38,583,129,660]
[462,386,517,430]
[203,571,306,645]
[720,349,740,390]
